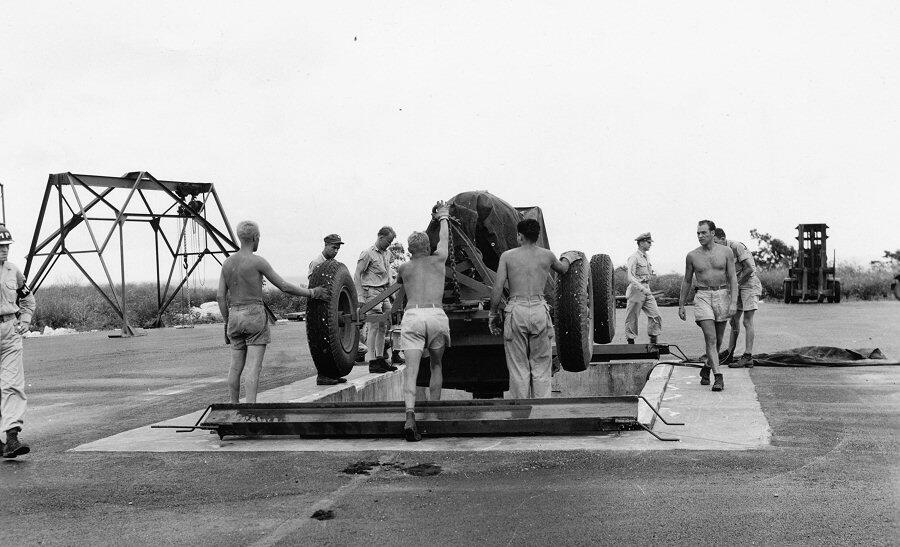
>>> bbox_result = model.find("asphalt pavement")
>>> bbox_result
[1,301,897,545]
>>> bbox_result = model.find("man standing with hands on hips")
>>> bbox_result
[0,224,36,458]
[624,232,662,345]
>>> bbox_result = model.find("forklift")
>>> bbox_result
[783,223,841,303]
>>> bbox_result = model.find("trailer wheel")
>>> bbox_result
[555,251,593,372]
[893,277,900,301]
[831,280,842,303]
[590,254,615,344]
[782,280,792,304]
[306,260,359,378]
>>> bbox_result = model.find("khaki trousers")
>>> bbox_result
[362,286,390,361]
[624,284,662,340]
[0,319,26,433]
[503,297,553,399]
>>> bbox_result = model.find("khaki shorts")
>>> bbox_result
[693,289,732,322]
[738,279,762,312]
[227,303,270,350]
[399,307,451,351]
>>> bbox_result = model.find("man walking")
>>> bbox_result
[396,202,452,441]
[0,225,36,458]
[489,218,577,399]
[217,221,327,403]
[713,228,762,368]
[624,232,662,344]
[355,226,397,374]
[678,220,737,392]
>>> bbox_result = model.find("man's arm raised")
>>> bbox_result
[433,201,450,261]
[258,257,327,299]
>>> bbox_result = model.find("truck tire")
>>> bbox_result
[306,260,359,378]
[893,277,900,301]
[783,280,792,304]
[831,280,842,303]
[555,251,593,372]
[590,254,615,344]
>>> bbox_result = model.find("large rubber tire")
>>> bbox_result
[783,280,792,304]
[590,254,615,344]
[554,251,593,372]
[306,260,359,378]
[832,280,841,303]
[893,277,900,301]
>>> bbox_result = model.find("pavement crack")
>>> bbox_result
[249,452,399,547]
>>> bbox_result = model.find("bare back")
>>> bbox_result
[399,255,446,307]
[500,246,557,297]
[687,244,733,287]
[220,250,266,306]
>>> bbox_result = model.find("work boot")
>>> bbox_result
[3,428,30,458]
[626,338,635,345]
[729,353,754,369]
[712,373,725,392]
[316,375,347,386]
[368,357,396,374]
[391,350,405,365]
[719,349,733,365]
[649,335,658,344]
[699,366,711,386]
[403,411,422,442]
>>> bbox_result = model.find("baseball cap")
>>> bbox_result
[324,234,344,245]
[635,232,653,243]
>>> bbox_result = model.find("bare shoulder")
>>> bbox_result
[715,245,733,259]
[686,247,701,260]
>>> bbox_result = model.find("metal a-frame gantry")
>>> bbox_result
[23,172,239,336]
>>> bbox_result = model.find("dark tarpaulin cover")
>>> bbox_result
[752,346,900,367]
[426,191,523,271]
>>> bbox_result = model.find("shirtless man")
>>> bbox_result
[217,221,327,403]
[678,220,738,392]
[489,218,578,399]
[396,201,451,442]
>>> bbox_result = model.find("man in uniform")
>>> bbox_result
[678,220,737,392]
[0,225,36,458]
[624,232,662,344]
[396,202,451,441]
[355,226,397,374]
[308,233,348,385]
[217,221,327,403]
[489,218,578,399]
[713,228,762,368]
[307,233,344,279]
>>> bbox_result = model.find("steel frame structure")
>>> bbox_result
[23,172,238,336]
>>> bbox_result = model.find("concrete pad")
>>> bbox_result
[72,362,768,452]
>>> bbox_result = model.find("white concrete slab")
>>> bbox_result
[71,363,769,452]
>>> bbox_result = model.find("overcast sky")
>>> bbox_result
[2,1,898,289]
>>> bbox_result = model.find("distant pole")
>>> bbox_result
[0,182,5,224]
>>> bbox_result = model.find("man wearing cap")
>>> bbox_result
[0,225,36,458]
[308,234,349,386]
[624,232,662,345]
[713,227,762,368]
[308,234,344,279]
[355,226,397,374]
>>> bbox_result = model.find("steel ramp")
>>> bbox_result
[189,396,658,439]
